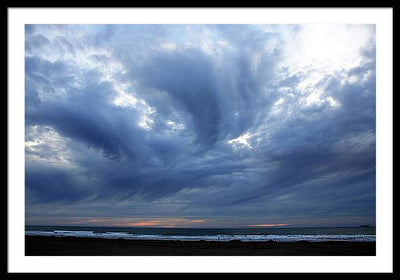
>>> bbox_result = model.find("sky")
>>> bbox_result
[25,24,376,228]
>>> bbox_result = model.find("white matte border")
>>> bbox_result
[8,8,393,273]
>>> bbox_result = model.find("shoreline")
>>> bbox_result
[25,235,376,256]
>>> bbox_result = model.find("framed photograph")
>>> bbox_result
[7,5,394,274]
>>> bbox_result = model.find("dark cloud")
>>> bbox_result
[26,164,93,203]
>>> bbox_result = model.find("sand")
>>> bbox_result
[25,236,376,256]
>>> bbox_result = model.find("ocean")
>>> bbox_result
[25,225,376,242]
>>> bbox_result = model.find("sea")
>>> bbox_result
[25,225,376,242]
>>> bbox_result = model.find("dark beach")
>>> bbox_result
[25,236,376,256]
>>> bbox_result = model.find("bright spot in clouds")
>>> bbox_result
[227,132,253,149]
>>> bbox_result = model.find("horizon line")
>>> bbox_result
[25,224,376,229]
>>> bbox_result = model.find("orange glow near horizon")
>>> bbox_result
[103,218,210,228]
[190,219,207,223]
[47,217,298,228]
[125,221,162,227]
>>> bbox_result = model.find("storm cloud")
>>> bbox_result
[25,24,376,227]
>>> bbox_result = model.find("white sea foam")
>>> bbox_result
[25,230,376,242]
